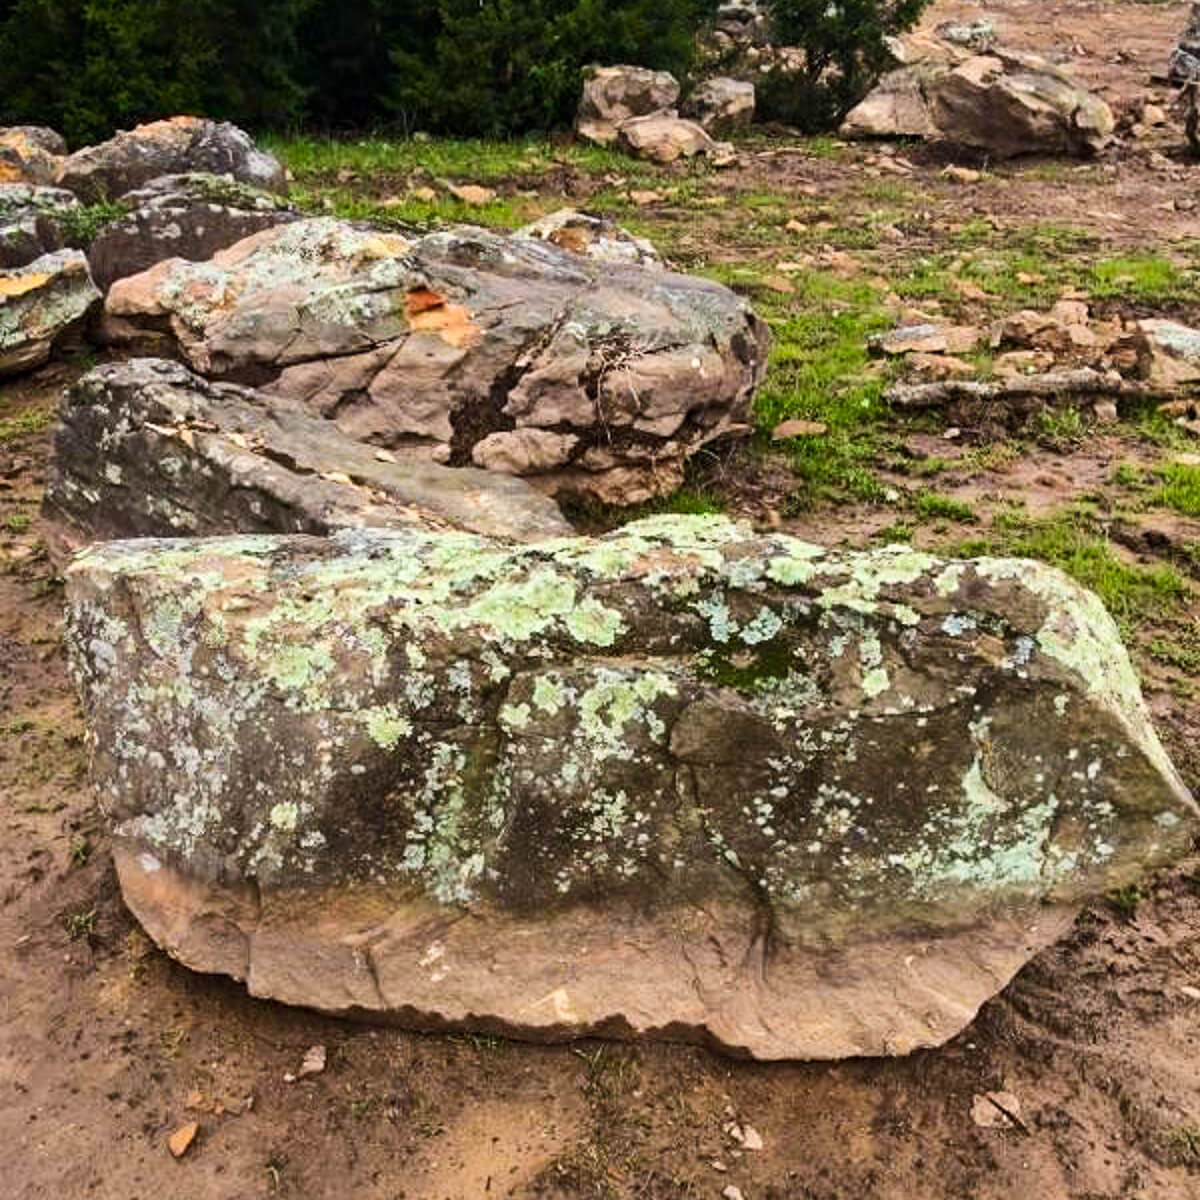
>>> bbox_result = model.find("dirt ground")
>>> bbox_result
[4,1,1200,1197]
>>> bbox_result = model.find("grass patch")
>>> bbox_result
[1090,255,1199,304]
[1152,463,1200,516]
[912,491,976,522]
[0,407,54,445]
[57,200,130,248]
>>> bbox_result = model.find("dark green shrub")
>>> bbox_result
[761,0,932,129]
[387,0,721,137]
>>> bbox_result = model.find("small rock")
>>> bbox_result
[741,1124,764,1151]
[1093,400,1119,423]
[629,190,663,206]
[907,352,975,378]
[971,1091,1022,1129]
[448,183,496,206]
[711,1159,729,1172]
[1142,103,1167,126]
[167,1122,199,1158]
[771,418,828,440]
[298,1044,327,1078]
[411,185,437,202]
[942,165,982,184]
[1181,984,1200,1000]
[723,1187,746,1200]
[785,218,806,234]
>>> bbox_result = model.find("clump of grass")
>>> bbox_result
[1106,883,1143,920]
[912,491,976,522]
[1091,255,1199,304]
[4,512,32,533]
[58,200,130,248]
[1034,405,1087,450]
[0,407,54,445]
[1152,463,1200,516]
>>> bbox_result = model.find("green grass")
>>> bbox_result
[0,407,54,445]
[912,491,976,522]
[1152,463,1200,516]
[1091,255,1199,303]
[4,512,32,533]
[57,200,130,248]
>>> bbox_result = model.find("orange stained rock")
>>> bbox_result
[405,288,480,348]
[0,272,51,297]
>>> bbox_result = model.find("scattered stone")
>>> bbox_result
[629,189,664,206]
[167,1122,199,1158]
[0,249,100,376]
[516,209,662,269]
[722,1187,746,1200]
[872,324,979,356]
[907,352,975,379]
[1142,103,1167,127]
[576,65,680,146]
[0,184,79,269]
[726,1121,764,1150]
[447,183,496,207]
[994,350,1056,378]
[101,219,768,506]
[843,51,1114,158]
[87,172,300,291]
[770,418,827,440]
[683,78,756,135]
[0,126,66,186]
[298,1044,327,1078]
[1181,985,1200,1000]
[971,1092,1023,1130]
[42,358,571,562]
[57,116,286,203]
[941,165,982,184]
[67,518,1195,1061]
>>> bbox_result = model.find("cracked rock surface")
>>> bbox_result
[100,218,769,505]
[65,515,1195,1059]
[42,358,571,562]
[0,248,100,376]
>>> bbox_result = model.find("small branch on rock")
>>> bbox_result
[885,368,1183,410]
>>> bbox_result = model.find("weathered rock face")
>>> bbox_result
[841,51,1114,158]
[87,172,300,291]
[0,184,79,269]
[66,516,1195,1060]
[101,218,768,505]
[57,117,286,203]
[1169,2,1200,84]
[575,65,680,146]
[683,77,756,135]
[515,209,662,269]
[42,358,571,562]
[0,126,66,186]
[0,249,100,375]
[617,112,734,165]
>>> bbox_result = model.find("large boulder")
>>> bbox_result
[841,50,1114,158]
[0,126,66,186]
[86,172,301,291]
[616,112,731,165]
[101,218,769,505]
[0,184,79,269]
[65,518,1195,1060]
[42,358,571,562]
[0,249,100,375]
[683,78,756,135]
[57,117,286,203]
[575,65,680,146]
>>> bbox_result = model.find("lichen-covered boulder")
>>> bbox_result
[42,359,571,562]
[515,209,663,269]
[57,117,286,203]
[0,249,100,375]
[0,126,66,186]
[87,172,301,291]
[101,218,768,505]
[575,65,680,146]
[65,516,1195,1060]
[0,184,79,269]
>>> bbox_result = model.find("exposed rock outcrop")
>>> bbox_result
[87,172,300,291]
[57,117,286,202]
[0,249,99,375]
[65,517,1195,1060]
[101,219,768,505]
[0,126,66,186]
[42,358,572,562]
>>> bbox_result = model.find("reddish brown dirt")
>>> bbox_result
[5,1,1200,1197]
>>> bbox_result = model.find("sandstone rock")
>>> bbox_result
[87,172,300,291]
[617,112,726,164]
[0,184,79,269]
[576,65,680,146]
[42,358,570,561]
[684,78,756,135]
[101,219,768,505]
[0,249,100,375]
[0,126,66,186]
[842,51,1114,158]
[66,517,1195,1061]
[516,209,662,269]
[57,117,286,203]
[1135,318,1200,387]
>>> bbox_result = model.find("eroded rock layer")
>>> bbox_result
[65,516,1195,1059]
[100,218,768,505]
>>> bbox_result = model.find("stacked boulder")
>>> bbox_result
[574,65,746,164]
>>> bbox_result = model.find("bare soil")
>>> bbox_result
[4,2,1200,1197]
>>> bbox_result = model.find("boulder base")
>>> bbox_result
[66,517,1195,1060]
